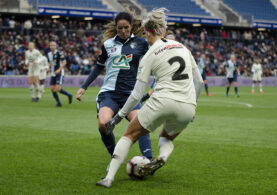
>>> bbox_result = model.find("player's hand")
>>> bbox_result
[105,114,123,135]
[76,88,85,101]
[55,69,61,75]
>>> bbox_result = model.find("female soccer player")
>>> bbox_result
[96,8,204,188]
[76,12,152,160]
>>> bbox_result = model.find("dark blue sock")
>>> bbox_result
[60,88,71,97]
[52,92,60,104]
[141,93,150,102]
[138,134,152,160]
[226,87,230,95]
[204,84,209,94]
[235,87,238,95]
[100,131,116,156]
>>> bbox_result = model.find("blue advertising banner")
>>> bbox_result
[253,21,277,29]
[38,7,117,19]
[38,6,222,25]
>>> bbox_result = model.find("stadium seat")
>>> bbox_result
[222,0,277,21]
[137,0,210,16]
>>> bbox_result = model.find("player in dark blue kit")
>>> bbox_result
[225,54,240,97]
[76,12,152,160]
[48,41,73,107]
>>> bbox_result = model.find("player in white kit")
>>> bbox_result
[25,42,41,102]
[251,58,263,94]
[38,50,49,99]
[96,8,204,188]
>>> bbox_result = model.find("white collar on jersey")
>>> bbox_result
[113,33,135,44]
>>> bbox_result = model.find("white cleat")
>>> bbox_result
[139,157,165,176]
[96,178,113,188]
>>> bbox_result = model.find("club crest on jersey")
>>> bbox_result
[112,54,132,69]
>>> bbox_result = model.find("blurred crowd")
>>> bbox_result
[1,16,277,77]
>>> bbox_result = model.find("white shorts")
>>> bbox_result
[138,96,196,136]
[28,65,40,77]
[253,74,262,81]
[39,69,47,80]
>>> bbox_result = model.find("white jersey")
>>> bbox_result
[38,56,48,71]
[251,63,262,76]
[25,49,41,66]
[137,39,197,105]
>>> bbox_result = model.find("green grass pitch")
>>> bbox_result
[0,86,277,194]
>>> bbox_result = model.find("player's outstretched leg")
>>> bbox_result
[59,88,73,104]
[97,136,133,188]
[139,136,173,176]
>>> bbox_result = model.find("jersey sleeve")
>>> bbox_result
[60,52,65,62]
[136,53,153,83]
[96,45,108,66]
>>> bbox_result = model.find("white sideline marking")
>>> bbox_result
[199,99,253,108]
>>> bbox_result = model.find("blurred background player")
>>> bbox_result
[198,54,211,96]
[25,42,41,102]
[76,12,152,160]
[225,54,240,97]
[37,50,49,99]
[96,8,203,188]
[251,58,263,94]
[47,41,72,107]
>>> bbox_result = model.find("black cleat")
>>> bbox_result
[139,157,165,176]
[35,97,39,102]
[56,103,62,107]
[32,98,36,102]
[68,94,73,104]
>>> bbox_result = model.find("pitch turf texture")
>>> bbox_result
[0,87,276,194]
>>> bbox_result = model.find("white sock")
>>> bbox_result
[158,137,174,162]
[38,85,42,98]
[29,84,34,98]
[34,83,39,98]
[259,83,263,92]
[106,136,133,181]
[41,84,45,93]
[252,83,255,90]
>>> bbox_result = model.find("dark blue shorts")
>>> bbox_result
[50,75,64,86]
[96,91,142,117]
[227,73,238,83]
[201,73,207,80]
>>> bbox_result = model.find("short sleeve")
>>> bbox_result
[60,52,65,61]
[97,45,108,66]
[137,53,152,83]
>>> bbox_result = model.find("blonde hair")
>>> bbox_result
[143,8,168,36]
[103,10,144,41]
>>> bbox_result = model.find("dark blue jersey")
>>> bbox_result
[47,50,66,76]
[97,34,149,94]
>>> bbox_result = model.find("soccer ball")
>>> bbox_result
[126,156,150,179]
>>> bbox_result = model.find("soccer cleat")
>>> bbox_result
[96,178,113,188]
[56,103,62,107]
[32,98,36,102]
[236,94,240,98]
[251,89,255,94]
[68,94,73,104]
[206,93,211,96]
[260,90,264,94]
[225,93,229,97]
[35,97,39,102]
[139,157,165,176]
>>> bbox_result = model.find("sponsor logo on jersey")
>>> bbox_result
[111,54,132,69]
[154,44,183,55]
